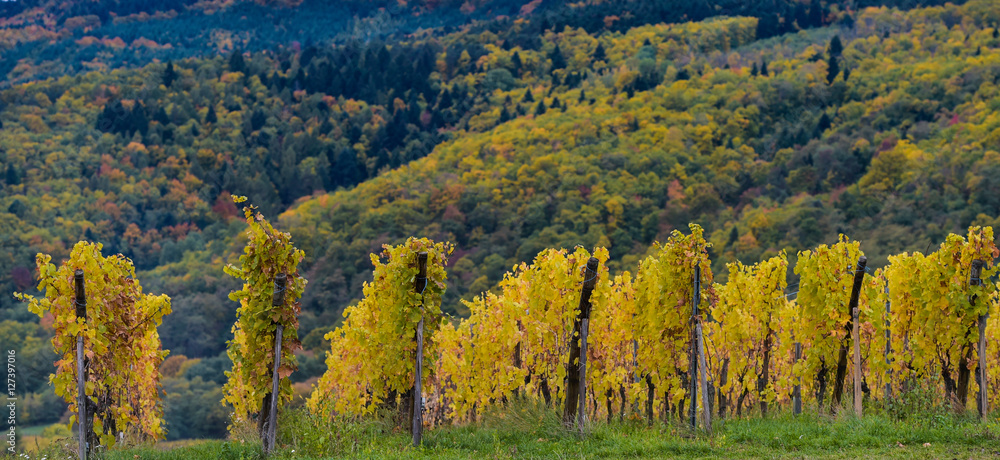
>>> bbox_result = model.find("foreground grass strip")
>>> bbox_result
[49,405,1000,459]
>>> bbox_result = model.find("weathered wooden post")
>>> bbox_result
[691,265,712,434]
[759,313,772,417]
[632,323,640,420]
[564,257,600,428]
[645,375,655,425]
[971,260,988,419]
[74,270,87,460]
[718,358,729,418]
[852,290,862,417]
[833,256,867,411]
[413,253,428,446]
[793,341,802,416]
[884,285,892,401]
[577,301,590,432]
[689,264,703,429]
[513,319,523,400]
[264,273,286,454]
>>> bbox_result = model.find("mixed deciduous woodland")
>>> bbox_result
[3,0,1000,449]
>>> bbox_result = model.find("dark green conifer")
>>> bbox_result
[534,100,546,116]
[593,42,606,61]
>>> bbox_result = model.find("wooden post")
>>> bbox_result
[697,321,711,433]
[689,265,700,429]
[852,298,862,417]
[632,319,640,419]
[718,358,729,418]
[74,270,87,460]
[884,285,891,401]
[645,375,655,425]
[793,342,802,416]
[563,257,600,427]
[578,316,589,432]
[833,256,867,411]
[266,325,282,452]
[413,253,428,447]
[971,260,988,419]
[759,312,772,417]
[264,273,286,454]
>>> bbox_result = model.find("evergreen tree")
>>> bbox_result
[751,62,759,77]
[826,54,840,84]
[842,67,851,82]
[578,89,586,103]
[521,90,534,103]
[96,100,127,135]
[793,3,808,29]
[808,3,825,27]
[129,104,149,137]
[534,100,546,116]
[163,61,177,87]
[593,42,606,61]
[228,49,246,73]
[7,199,25,217]
[756,13,780,39]
[499,107,511,123]
[511,51,523,76]
[761,59,769,77]
[676,68,690,80]
[205,105,217,124]
[549,44,566,71]
[829,35,843,58]
[817,112,832,134]
[155,107,170,125]
[840,13,856,29]
[318,119,334,135]
[551,96,561,111]
[437,89,453,110]
[251,110,267,131]
[5,164,19,186]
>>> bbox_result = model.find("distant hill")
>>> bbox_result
[3,0,998,359]
[1,0,961,87]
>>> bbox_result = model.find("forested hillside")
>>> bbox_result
[2,0,999,442]
[0,0,958,86]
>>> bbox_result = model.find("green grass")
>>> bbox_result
[24,401,1000,459]
[20,424,52,436]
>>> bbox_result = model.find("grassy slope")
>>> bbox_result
[86,407,1000,459]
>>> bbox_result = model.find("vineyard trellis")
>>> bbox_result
[17,222,1000,450]
[308,225,998,431]
[222,196,307,453]
[16,242,172,454]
